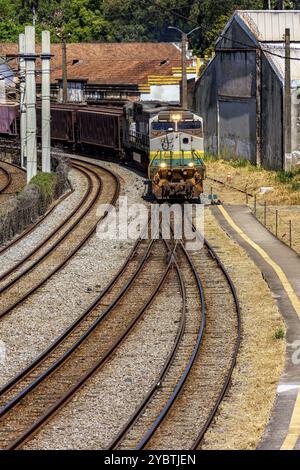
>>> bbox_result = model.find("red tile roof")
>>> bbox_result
[0,42,184,85]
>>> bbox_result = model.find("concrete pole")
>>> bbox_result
[181,33,188,109]
[19,33,27,169]
[41,30,51,173]
[285,28,292,163]
[25,26,37,182]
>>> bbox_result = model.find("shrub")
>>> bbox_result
[274,327,285,340]
[29,172,58,204]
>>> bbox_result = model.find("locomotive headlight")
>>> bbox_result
[188,162,195,168]
[160,162,167,169]
[171,114,181,122]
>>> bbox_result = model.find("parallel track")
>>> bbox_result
[0,159,120,321]
[0,154,241,450]
[108,216,241,451]
[0,235,174,449]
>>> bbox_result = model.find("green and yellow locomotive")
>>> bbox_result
[123,103,206,201]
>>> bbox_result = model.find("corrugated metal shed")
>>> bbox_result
[263,44,300,85]
[236,10,300,42]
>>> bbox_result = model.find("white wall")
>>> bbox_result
[141,84,180,103]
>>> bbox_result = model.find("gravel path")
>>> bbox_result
[0,159,146,388]
[23,267,182,450]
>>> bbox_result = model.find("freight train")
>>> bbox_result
[0,101,205,201]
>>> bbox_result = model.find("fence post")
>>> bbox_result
[245,185,248,204]
[276,210,278,238]
[290,220,292,248]
[254,195,257,216]
[264,201,267,226]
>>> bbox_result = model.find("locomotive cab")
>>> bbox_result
[149,110,206,201]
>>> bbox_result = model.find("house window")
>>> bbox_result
[67,81,84,102]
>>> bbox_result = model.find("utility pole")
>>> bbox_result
[62,38,68,103]
[168,25,201,110]
[19,33,27,170]
[181,32,188,109]
[24,25,37,183]
[284,27,292,168]
[41,30,51,173]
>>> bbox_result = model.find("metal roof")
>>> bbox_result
[263,44,300,86]
[236,10,300,42]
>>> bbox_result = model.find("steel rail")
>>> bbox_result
[0,230,155,409]
[135,237,206,450]
[0,163,12,195]
[0,163,92,283]
[0,160,121,320]
[0,234,145,399]
[5,242,173,450]
[107,237,187,450]
[130,214,241,450]
[190,233,242,450]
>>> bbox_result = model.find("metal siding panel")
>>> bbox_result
[77,110,120,151]
[219,100,256,163]
[238,11,300,42]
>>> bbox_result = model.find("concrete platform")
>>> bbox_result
[211,205,300,451]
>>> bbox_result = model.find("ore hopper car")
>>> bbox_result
[76,106,123,155]
[0,104,19,137]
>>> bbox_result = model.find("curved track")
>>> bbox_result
[0,163,12,195]
[0,159,120,321]
[0,154,241,450]
[0,231,174,449]
[108,216,241,451]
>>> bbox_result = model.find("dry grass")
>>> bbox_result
[204,159,300,254]
[204,158,300,206]
[250,204,300,254]
[201,209,286,450]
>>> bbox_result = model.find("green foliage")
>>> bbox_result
[0,0,300,51]
[276,167,300,183]
[203,153,220,163]
[274,327,285,340]
[30,172,58,202]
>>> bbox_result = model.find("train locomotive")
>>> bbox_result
[123,103,206,201]
[0,101,206,201]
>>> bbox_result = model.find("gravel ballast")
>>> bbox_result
[0,159,146,388]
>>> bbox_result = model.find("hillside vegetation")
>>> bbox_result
[0,1,299,54]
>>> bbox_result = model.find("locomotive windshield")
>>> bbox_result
[178,121,202,130]
[152,122,175,131]
[152,121,202,132]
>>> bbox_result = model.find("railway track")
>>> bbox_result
[0,154,241,450]
[0,159,120,320]
[0,226,177,449]
[108,215,241,450]
[0,164,12,195]
[0,160,25,200]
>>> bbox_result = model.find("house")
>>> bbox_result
[0,42,198,105]
[194,10,300,170]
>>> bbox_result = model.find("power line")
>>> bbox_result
[219,34,300,61]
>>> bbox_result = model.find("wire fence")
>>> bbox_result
[249,196,299,254]
[207,178,300,255]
